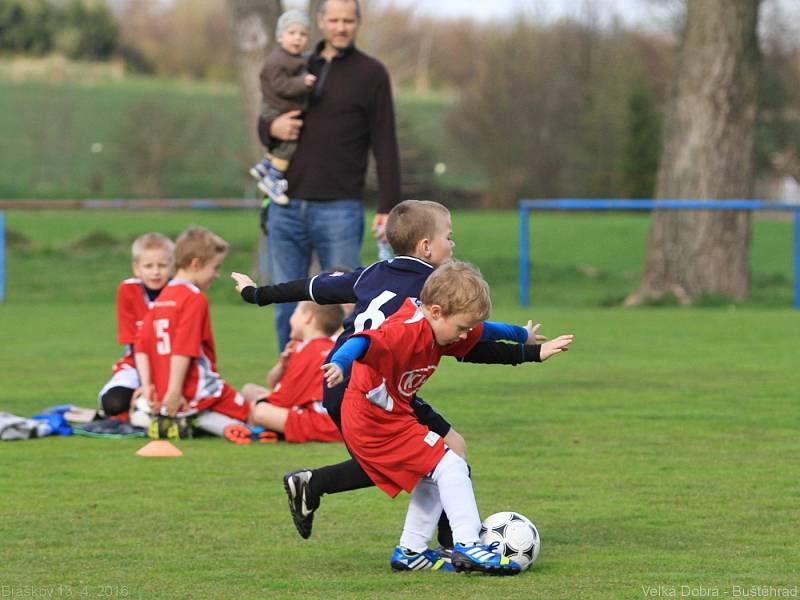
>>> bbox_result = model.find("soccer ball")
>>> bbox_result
[479,511,541,571]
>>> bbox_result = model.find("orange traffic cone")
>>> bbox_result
[136,440,183,457]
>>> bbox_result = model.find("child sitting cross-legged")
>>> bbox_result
[322,261,573,574]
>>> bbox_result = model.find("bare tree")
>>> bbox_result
[627,0,762,306]
[225,0,282,161]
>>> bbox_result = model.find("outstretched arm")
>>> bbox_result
[231,273,311,306]
[460,341,543,365]
[539,335,574,361]
[463,322,571,363]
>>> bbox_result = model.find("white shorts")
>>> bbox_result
[98,364,140,404]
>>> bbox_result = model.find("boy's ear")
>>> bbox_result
[428,304,443,319]
[416,238,431,258]
[188,257,203,271]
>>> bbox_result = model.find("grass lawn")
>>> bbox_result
[1,210,798,599]
[0,75,480,200]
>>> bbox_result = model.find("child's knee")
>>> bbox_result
[101,386,134,416]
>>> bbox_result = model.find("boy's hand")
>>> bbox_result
[162,390,184,417]
[231,272,256,293]
[304,73,317,88]
[525,320,548,344]
[540,334,574,361]
[321,363,344,388]
[134,384,158,413]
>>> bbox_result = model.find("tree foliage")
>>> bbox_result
[0,0,118,60]
[445,17,669,206]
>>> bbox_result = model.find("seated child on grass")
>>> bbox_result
[134,227,249,436]
[98,232,174,420]
[228,301,344,444]
[322,261,574,574]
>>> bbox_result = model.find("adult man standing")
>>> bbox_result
[259,0,401,350]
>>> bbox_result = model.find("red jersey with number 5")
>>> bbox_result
[134,279,226,404]
[341,298,483,497]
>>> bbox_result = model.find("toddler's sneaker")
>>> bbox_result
[257,166,289,205]
[451,542,521,576]
[249,158,271,181]
[283,469,319,539]
[390,546,454,572]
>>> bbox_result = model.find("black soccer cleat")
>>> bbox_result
[283,469,319,539]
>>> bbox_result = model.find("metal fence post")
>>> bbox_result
[519,203,530,308]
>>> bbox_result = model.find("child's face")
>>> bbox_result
[427,309,482,346]
[427,215,455,267]
[288,303,312,340]
[278,24,310,55]
[133,248,173,291]
[192,254,225,291]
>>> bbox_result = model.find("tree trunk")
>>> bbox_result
[627,0,761,306]
[226,0,283,162]
[307,0,323,45]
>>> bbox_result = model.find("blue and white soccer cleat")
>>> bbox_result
[390,546,454,572]
[451,541,521,575]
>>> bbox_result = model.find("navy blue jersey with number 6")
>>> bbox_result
[305,256,435,421]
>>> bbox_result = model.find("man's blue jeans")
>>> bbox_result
[267,198,364,349]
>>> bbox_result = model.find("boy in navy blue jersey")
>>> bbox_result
[231,200,551,555]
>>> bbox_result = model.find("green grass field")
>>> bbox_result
[1,210,798,599]
[0,75,480,200]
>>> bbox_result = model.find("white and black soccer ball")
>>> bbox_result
[479,511,541,571]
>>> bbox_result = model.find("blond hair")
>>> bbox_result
[131,232,174,263]
[174,227,229,269]
[385,200,450,256]
[299,301,344,337]
[420,261,491,320]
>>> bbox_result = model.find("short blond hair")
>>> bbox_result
[420,261,491,320]
[385,200,450,256]
[174,227,229,269]
[299,301,344,337]
[131,232,174,263]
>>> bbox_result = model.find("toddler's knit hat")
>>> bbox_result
[277,9,310,38]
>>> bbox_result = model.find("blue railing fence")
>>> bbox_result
[518,199,800,309]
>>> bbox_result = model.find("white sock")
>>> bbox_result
[194,411,243,436]
[430,450,481,546]
[399,477,441,553]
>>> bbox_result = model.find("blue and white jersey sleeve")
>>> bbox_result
[307,269,364,304]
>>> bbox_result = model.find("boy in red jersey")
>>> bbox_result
[235,301,344,443]
[322,261,573,574]
[134,227,249,434]
[98,232,174,419]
